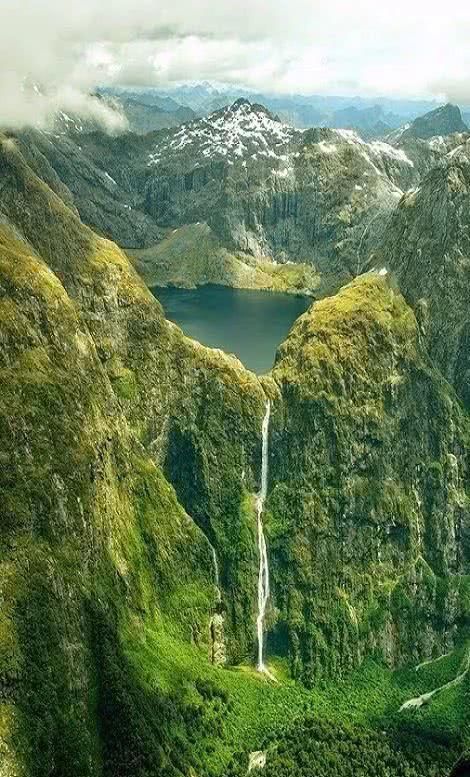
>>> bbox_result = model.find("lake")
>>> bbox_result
[151,285,311,374]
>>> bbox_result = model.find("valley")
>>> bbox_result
[1,80,470,777]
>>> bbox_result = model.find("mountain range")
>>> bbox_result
[1,94,470,777]
[10,99,467,296]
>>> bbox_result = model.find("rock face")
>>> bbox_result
[375,139,470,409]
[11,128,163,248]
[210,612,227,665]
[142,107,418,277]
[10,99,446,294]
[0,205,216,775]
[393,104,468,142]
[268,275,470,682]
[0,133,265,773]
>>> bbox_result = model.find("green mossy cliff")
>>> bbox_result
[375,142,470,409]
[0,136,265,774]
[268,275,470,682]
[0,225,216,775]
[0,134,267,667]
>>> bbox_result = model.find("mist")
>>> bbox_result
[2,0,470,129]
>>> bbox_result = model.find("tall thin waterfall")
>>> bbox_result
[256,400,271,672]
[211,544,222,602]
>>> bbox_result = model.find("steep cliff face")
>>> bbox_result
[0,223,217,776]
[268,275,470,682]
[396,104,468,142]
[11,128,162,248]
[143,116,419,280]
[375,140,470,410]
[0,135,268,773]
[0,133,267,669]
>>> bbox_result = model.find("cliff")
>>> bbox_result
[375,139,470,409]
[269,274,470,682]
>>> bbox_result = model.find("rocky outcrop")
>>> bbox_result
[394,104,468,142]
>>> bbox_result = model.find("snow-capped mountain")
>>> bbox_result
[13,98,462,296]
[148,98,301,167]
[146,99,416,182]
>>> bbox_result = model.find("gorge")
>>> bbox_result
[1,87,470,777]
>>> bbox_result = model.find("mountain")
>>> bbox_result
[374,136,470,410]
[113,96,196,134]
[138,101,422,283]
[10,97,466,301]
[0,131,266,774]
[96,87,197,134]
[12,97,461,299]
[152,83,442,130]
[388,103,468,143]
[3,100,414,294]
[328,104,395,139]
[1,123,470,775]
[11,127,164,248]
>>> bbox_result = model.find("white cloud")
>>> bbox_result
[1,0,470,128]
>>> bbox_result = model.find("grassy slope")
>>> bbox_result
[127,222,320,294]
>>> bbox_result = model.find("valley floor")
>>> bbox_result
[125,616,469,776]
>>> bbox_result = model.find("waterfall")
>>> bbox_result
[256,400,271,672]
[209,541,225,664]
[211,543,222,602]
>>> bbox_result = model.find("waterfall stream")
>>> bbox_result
[211,543,222,602]
[256,400,271,672]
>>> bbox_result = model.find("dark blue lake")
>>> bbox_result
[151,285,311,374]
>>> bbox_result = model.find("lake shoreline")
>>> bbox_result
[151,284,311,374]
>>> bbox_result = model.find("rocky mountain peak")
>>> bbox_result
[392,103,468,142]
[147,98,300,167]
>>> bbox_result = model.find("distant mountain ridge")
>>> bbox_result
[9,96,459,295]
[387,103,468,143]
[116,82,470,136]
[98,86,197,134]
[5,96,468,298]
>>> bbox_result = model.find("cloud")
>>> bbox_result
[1,0,470,129]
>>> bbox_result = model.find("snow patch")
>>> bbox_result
[318,141,337,154]
[148,100,299,166]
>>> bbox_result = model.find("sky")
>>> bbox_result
[2,0,470,128]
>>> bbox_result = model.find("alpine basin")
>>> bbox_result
[152,285,311,374]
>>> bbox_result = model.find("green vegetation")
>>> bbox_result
[121,619,470,776]
[270,274,470,681]
[1,134,469,777]
[127,222,320,294]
